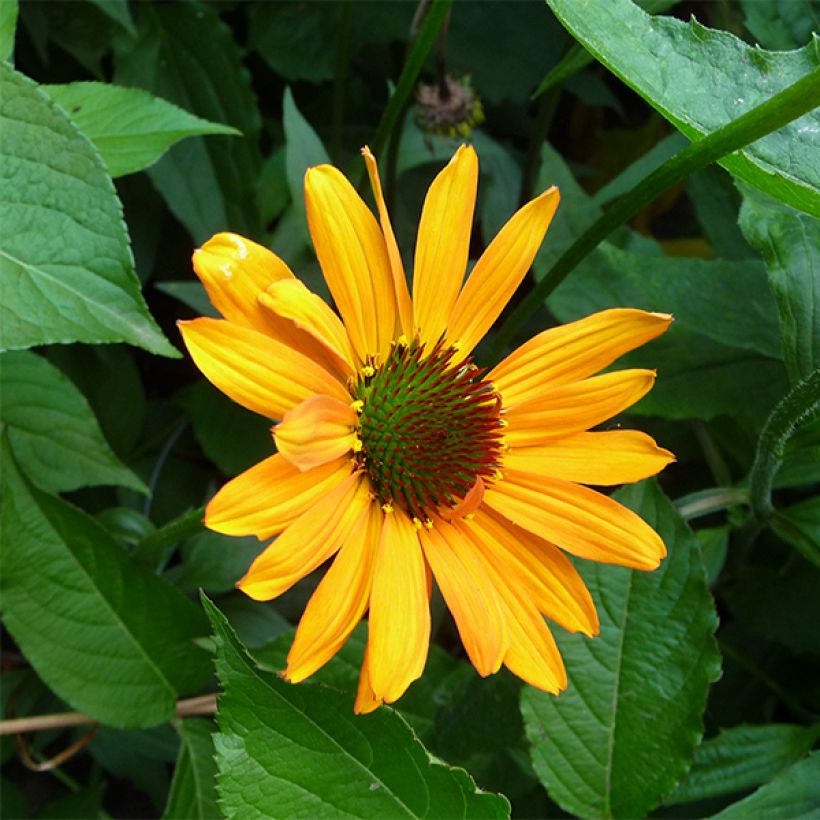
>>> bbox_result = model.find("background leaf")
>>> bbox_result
[0,445,211,728]
[163,718,220,819]
[520,481,721,818]
[0,350,145,493]
[0,63,176,356]
[0,0,17,61]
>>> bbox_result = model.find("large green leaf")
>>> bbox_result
[520,481,721,818]
[0,445,211,728]
[0,63,176,356]
[43,82,239,178]
[741,0,819,50]
[114,2,261,243]
[0,350,145,494]
[739,187,820,385]
[164,718,220,819]
[0,0,17,61]
[546,0,820,217]
[204,596,510,819]
[667,723,820,805]
[714,751,820,818]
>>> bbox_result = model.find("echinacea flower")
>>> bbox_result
[179,144,674,713]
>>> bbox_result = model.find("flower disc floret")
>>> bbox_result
[352,339,504,520]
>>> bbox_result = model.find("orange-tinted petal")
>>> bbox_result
[367,509,430,703]
[286,503,381,683]
[464,509,598,636]
[354,643,382,715]
[274,395,357,472]
[178,318,347,419]
[485,471,666,570]
[502,369,657,446]
[205,454,353,540]
[192,233,295,334]
[490,308,672,407]
[259,279,356,377]
[362,146,413,338]
[237,474,370,600]
[447,186,560,356]
[413,145,478,347]
[305,165,396,361]
[420,517,509,676]
[505,430,675,486]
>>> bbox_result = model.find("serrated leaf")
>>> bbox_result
[739,187,820,385]
[114,2,261,242]
[714,751,820,818]
[521,481,721,819]
[0,445,211,728]
[667,723,820,805]
[43,82,239,178]
[0,350,145,493]
[547,0,820,217]
[203,596,510,819]
[164,718,220,819]
[0,63,176,356]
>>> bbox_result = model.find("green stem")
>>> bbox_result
[519,86,561,205]
[136,505,205,567]
[675,487,748,521]
[491,65,820,356]
[748,368,820,523]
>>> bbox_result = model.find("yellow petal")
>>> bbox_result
[367,509,430,703]
[413,144,478,347]
[259,279,356,377]
[286,502,381,683]
[502,369,657,446]
[305,165,396,361]
[464,509,598,636]
[362,146,413,338]
[419,517,509,676]
[447,186,560,356]
[237,474,370,600]
[205,454,353,540]
[178,318,348,419]
[505,430,676,485]
[354,643,382,715]
[485,471,667,570]
[274,395,357,472]
[192,232,294,334]
[490,308,672,407]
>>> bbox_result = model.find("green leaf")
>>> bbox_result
[739,188,820,385]
[0,350,146,494]
[87,0,134,35]
[520,481,721,819]
[0,63,176,356]
[43,82,239,178]
[155,281,219,318]
[0,0,17,61]
[775,496,820,568]
[203,595,510,819]
[546,0,820,217]
[164,718,220,819]
[667,723,820,805]
[173,531,264,594]
[741,0,819,50]
[114,2,262,243]
[0,445,211,728]
[714,751,820,818]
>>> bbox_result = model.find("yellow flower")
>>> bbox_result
[179,145,674,713]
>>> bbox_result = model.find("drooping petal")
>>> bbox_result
[286,503,381,683]
[274,395,358,472]
[420,517,509,676]
[192,233,295,334]
[362,146,413,338]
[205,454,353,540]
[259,279,356,377]
[237,474,370,601]
[490,308,672,407]
[178,318,348,419]
[354,643,381,715]
[505,430,676,486]
[463,509,598,636]
[305,165,396,361]
[367,509,430,703]
[413,144,478,347]
[447,186,560,356]
[485,471,666,570]
[502,369,657,446]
